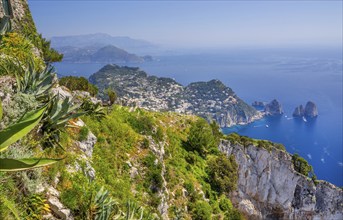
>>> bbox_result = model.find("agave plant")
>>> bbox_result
[81,99,106,120]
[0,99,61,171]
[90,187,118,220]
[41,95,85,148]
[15,59,56,101]
[124,201,144,220]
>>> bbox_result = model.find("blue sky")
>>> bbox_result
[28,0,342,48]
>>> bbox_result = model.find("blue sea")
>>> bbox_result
[53,48,343,186]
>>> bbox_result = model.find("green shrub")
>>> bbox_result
[59,76,98,96]
[0,32,44,75]
[143,153,163,193]
[187,118,217,157]
[127,112,154,135]
[224,208,244,220]
[207,154,238,195]
[292,153,314,177]
[106,88,117,105]
[191,200,212,220]
[219,195,233,212]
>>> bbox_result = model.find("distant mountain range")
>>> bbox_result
[56,44,153,63]
[51,33,158,55]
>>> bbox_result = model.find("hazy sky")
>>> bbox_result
[28,0,342,48]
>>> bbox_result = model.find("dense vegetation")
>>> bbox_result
[59,76,99,96]
[292,153,317,182]
[226,132,286,152]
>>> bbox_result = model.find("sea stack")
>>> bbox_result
[293,101,318,118]
[292,104,305,117]
[304,101,318,117]
[264,99,283,115]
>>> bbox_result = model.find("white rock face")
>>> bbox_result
[219,140,343,220]
[46,186,74,220]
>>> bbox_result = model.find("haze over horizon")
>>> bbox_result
[29,0,342,49]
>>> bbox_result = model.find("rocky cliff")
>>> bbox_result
[89,64,262,127]
[219,140,343,220]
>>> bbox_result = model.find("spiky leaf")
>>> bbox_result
[0,106,46,152]
[0,158,61,171]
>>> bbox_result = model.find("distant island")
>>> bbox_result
[89,64,262,127]
[54,44,153,63]
[51,33,157,52]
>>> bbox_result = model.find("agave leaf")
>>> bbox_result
[0,106,46,152]
[56,112,85,126]
[0,158,61,171]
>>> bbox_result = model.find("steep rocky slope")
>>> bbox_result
[89,64,262,127]
[219,140,343,220]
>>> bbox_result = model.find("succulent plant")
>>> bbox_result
[81,99,106,120]
[41,95,85,148]
[15,60,56,101]
[92,187,117,220]
[0,100,61,171]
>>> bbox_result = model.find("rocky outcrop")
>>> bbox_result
[89,64,262,127]
[264,99,283,115]
[219,140,343,220]
[304,101,318,118]
[46,186,74,220]
[293,101,318,118]
[293,105,305,117]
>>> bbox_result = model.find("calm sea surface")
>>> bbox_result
[53,48,343,186]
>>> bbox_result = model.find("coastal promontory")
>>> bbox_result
[89,64,262,127]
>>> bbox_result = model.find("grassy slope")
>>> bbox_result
[42,105,243,219]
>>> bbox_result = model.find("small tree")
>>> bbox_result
[292,153,313,177]
[187,118,216,157]
[106,88,117,105]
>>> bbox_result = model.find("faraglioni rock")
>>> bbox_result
[304,101,318,118]
[264,99,283,115]
[292,104,305,117]
[89,64,263,127]
[219,140,343,219]
[293,101,318,118]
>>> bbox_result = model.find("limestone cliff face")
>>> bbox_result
[219,140,343,220]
